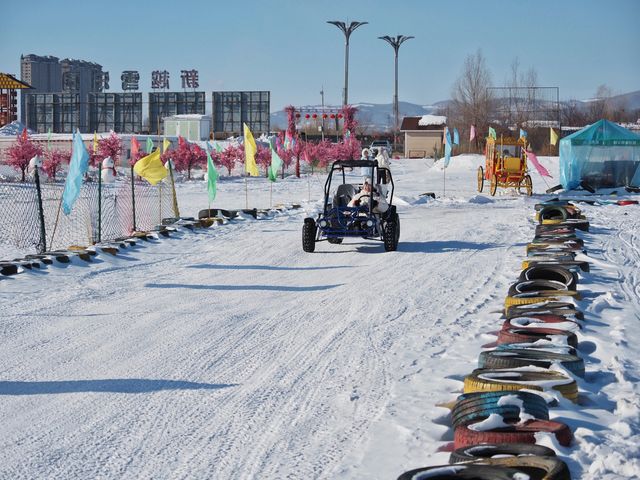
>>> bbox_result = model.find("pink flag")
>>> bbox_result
[525,149,552,178]
[469,125,476,141]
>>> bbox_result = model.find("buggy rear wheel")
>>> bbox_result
[490,173,498,196]
[302,218,316,252]
[477,166,484,192]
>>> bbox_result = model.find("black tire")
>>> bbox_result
[539,205,569,222]
[519,265,578,290]
[327,238,343,244]
[452,403,550,429]
[198,208,218,219]
[449,443,557,463]
[398,464,523,480]
[302,218,316,253]
[384,214,399,251]
[507,279,571,297]
[505,302,584,320]
[479,349,585,377]
[479,457,571,480]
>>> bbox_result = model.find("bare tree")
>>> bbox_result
[450,49,493,151]
[588,84,613,121]
[499,58,539,130]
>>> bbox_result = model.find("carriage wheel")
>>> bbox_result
[477,166,484,193]
[523,175,533,196]
[490,173,498,196]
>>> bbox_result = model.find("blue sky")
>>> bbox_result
[2,0,639,111]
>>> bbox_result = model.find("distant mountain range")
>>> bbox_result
[270,91,640,131]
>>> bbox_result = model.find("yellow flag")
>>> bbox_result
[243,123,259,176]
[550,128,558,146]
[133,148,167,185]
[93,132,98,153]
[163,138,171,153]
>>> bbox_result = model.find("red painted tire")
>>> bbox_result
[497,327,578,347]
[454,419,572,448]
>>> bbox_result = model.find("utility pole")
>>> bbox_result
[327,20,368,106]
[320,86,325,141]
[379,35,414,152]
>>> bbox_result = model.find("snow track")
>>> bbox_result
[1,157,639,479]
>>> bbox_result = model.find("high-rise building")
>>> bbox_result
[20,54,105,131]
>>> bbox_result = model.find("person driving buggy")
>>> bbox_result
[348,180,389,213]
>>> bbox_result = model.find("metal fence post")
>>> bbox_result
[33,167,47,254]
[130,165,137,232]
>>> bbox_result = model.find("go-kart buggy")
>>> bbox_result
[302,160,400,252]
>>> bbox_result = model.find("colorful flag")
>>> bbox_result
[519,128,527,141]
[345,130,351,139]
[163,138,171,153]
[550,128,558,146]
[206,150,218,202]
[130,136,140,162]
[453,128,460,146]
[284,131,292,150]
[214,141,223,153]
[20,128,27,142]
[133,148,167,185]
[243,123,259,176]
[469,124,476,141]
[444,129,453,168]
[488,127,497,140]
[268,145,283,182]
[62,131,90,215]
[525,149,552,178]
[146,137,154,154]
[93,132,98,153]
[443,127,449,145]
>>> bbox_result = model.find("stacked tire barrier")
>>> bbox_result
[398,201,591,479]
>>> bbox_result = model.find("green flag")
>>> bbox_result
[488,127,497,140]
[206,150,218,202]
[146,137,154,154]
[268,145,283,182]
[214,141,223,153]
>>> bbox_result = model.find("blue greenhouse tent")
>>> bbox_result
[560,119,640,190]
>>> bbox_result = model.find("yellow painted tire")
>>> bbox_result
[505,291,580,307]
[463,369,578,402]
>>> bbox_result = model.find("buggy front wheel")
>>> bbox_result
[302,218,317,252]
[477,166,484,193]
[383,214,400,251]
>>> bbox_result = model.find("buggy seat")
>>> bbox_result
[504,157,522,173]
[333,184,358,207]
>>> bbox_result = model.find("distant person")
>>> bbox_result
[376,148,391,187]
[360,148,373,178]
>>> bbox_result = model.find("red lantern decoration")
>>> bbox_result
[295,113,301,118]
[330,114,336,119]
[312,113,318,119]
[337,114,343,119]
[305,113,310,119]
[322,114,328,119]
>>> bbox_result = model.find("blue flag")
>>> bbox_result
[62,131,90,215]
[444,129,453,168]
[520,128,527,140]
[453,128,460,146]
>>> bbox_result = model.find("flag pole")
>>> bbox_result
[245,176,248,209]
[270,181,273,208]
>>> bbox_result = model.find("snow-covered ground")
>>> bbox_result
[1,155,639,479]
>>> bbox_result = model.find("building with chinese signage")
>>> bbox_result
[212,91,270,138]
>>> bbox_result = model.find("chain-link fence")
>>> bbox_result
[0,172,177,255]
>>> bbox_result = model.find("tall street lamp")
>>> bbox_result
[379,35,414,150]
[327,20,368,107]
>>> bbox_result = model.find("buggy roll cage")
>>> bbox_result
[322,160,395,216]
